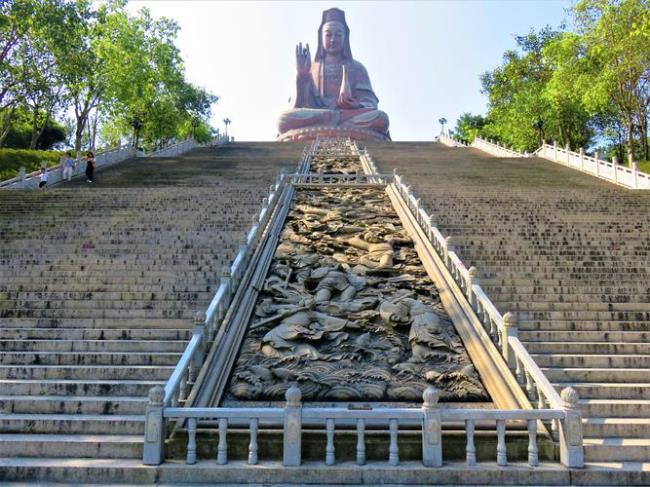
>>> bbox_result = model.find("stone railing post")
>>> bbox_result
[613,156,619,184]
[18,167,26,188]
[553,141,558,161]
[422,386,442,467]
[559,387,584,468]
[283,385,302,467]
[191,312,207,382]
[579,147,585,170]
[143,386,165,465]
[502,312,518,368]
[595,151,600,177]
[444,236,455,271]
[565,143,570,164]
[466,266,480,310]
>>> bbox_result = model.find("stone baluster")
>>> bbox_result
[325,418,335,465]
[525,370,536,401]
[613,156,619,184]
[143,386,165,465]
[553,141,558,161]
[579,147,585,170]
[217,418,228,465]
[422,386,442,467]
[527,419,538,466]
[559,387,584,468]
[186,418,197,464]
[595,151,600,177]
[18,167,26,188]
[515,357,525,385]
[356,419,366,465]
[283,385,302,466]
[248,418,259,465]
[444,236,454,271]
[465,419,476,466]
[496,420,507,466]
[389,419,399,466]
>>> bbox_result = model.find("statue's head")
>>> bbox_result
[316,8,352,61]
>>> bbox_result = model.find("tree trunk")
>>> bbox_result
[0,107,15,147]
[626,117,635,163]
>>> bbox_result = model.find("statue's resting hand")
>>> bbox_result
[296,42,311,77]
[337,92,362,109]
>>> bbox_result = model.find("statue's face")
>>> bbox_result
[322,21,345,55]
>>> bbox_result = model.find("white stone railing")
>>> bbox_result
[144,384,579,468]
[471,137,528,158]
[535,142,650,190]
[389,171,583,468]
[289,172,392,186]
[161,172,288,410]
[0,144,135,189]
[438,133,466,147]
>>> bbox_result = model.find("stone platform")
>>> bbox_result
[277,126,391,142]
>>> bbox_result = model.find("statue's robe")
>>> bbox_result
[277,60,390,138]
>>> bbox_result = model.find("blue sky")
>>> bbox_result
[127,1,575,141]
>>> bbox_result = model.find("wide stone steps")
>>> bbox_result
[0,308,195,319]
[0,379,165,396]
[517,320,649,332]
[0,434,143,459]
[0,395,147,415]
[532,354,650,368]
[520,330,650,342]
[0,339,187,352]
[555,382,650,400]
[0,299,203,311]
[583,438,650,462]
[525,342,650,354]
[0,351,182,366]
[0,365,174,380]
[583,418,650,438]
[0,291,212,300]
[496,302,650,312]
[0,317,188,328]
[544,367,650,382]
[0,414,144,435]
[580,399,650,417]
[0,327,192,340]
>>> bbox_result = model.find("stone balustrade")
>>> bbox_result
[144,384,581,468]
[535,142,650,190]
[438,133,467,148]
[471,137,528,158]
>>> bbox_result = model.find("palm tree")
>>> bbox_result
[223,118,231,138]
[438,117,447,135]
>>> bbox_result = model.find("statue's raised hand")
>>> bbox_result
[296,42,311,77]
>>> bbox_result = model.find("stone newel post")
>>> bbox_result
[502,312,518,368]
[559,387,584,468]
[422,386,442,467]
[283,385,302,466]
[143,386,165,465]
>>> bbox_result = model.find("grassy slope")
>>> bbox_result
[0,149,62,180]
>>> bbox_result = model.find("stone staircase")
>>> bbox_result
[0,143,301,462]
[370,141,650,465]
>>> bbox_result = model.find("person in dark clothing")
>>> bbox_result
[85,151,96,183]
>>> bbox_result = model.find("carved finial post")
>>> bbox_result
[422,386,442,467]
[502,312,518,368]
[559,387,584,468]
[579,147,585,170]
[283,385,302,466]
[143,386,166,465]
[467,267,480,310]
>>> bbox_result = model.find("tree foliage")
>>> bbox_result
[0,0,217,152]
[459,0,650,162]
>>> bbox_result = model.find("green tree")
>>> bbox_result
[453,113,486,144]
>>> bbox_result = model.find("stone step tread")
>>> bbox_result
[584,438,650,446]
[0,433,143,443]
[0,413,144,422]
[583,417,650,425]
[0,394,147,403]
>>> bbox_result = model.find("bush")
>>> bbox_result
[0,149,63,181]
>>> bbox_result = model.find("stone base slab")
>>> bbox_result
[277,126,391,142]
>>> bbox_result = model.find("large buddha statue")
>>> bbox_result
[277,8,391,142]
